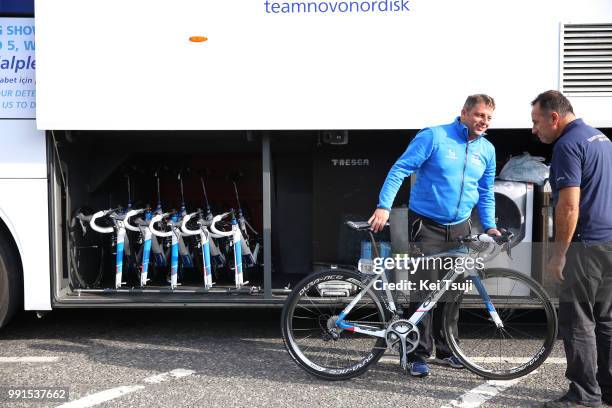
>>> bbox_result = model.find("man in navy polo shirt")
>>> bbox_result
[531,90,612,408]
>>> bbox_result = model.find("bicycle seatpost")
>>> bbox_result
[200,176,213,221]
[154,168,163,214]
[178,169,187,216]
[231,180,244,225]
[125,173,133,211]
[367,231,381,259]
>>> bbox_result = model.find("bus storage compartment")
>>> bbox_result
[51,131,265,298]
[269,130,412,289]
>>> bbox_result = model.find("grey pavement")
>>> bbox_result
[0,309,569,408]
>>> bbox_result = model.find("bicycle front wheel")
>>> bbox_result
[281,269,390,380]
[443,267,557,380]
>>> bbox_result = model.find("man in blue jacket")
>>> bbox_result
[369,94,500,377]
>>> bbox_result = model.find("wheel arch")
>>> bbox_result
[0,210,25,324]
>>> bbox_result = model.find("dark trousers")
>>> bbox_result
[405,210,471,363]
[559,242,612,406]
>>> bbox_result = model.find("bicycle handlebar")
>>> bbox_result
[90,208,121,234]
[124,209,146,232]
[457,230,514,245]
[457,230,515,259]
[149,212,174,237]
[210,212,233,237]
[181,211,202,236]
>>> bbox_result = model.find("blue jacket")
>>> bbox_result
[377,117,497,231]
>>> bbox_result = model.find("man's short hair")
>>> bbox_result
[531,90,574,117]
[464,94,496,111]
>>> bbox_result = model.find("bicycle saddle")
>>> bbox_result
[345,221,389,231]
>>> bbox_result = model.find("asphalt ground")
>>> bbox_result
[0,308,572,408]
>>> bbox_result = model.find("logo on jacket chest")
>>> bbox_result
[471,153,481,165]
[445,149,458,160]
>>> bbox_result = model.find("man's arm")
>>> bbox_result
[554,186,580,254]
[547,186,580,281]
[476,147,499,235]
[369,128,435,232]
[547,139,582,282]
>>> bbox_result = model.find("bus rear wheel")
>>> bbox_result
[0,233,22,329]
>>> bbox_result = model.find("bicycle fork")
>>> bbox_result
[114,221,127,289]
[169,215,181,290]
[199,229,214,289]
[138,211,154,287]
[469,273,504,328]
[231,217,248,289]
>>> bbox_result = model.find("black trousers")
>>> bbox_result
[405,210,471,363]
[559,242,612,406]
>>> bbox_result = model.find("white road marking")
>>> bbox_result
[458,357,565,364]
[262,348,566,365]
[0,356,59,363]
[56,386,145,408]
[378,356,565,364]
[144,369,196,384]
[56,369,196,408]
[439,371,537,408]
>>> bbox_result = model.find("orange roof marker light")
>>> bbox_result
[189,36,208,42]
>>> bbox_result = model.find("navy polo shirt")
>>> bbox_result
[550,118,612,243]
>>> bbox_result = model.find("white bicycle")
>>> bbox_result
[281,221,557,381]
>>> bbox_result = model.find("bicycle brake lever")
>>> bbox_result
[75,213,89,236]
[78,219,87,236]
[498,230,514,259]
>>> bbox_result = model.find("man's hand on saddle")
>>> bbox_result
[368,208,389,233]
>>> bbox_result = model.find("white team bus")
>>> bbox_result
[0,0,611,328]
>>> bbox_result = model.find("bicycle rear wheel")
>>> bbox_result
[443,267,557,380]
[281,269,390,380]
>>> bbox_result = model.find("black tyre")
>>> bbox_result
[68,208,104,289]
[281,269,390,380]
[443,267,557,380]
[0,232,22,329]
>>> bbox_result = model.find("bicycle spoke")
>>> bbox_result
[351,310,383,323]
[296,303,322,318]
[292,328,324,331]
[503,323,541,340]
[291,315,320,320]
[445,270,556,379]
[283,270,388,379]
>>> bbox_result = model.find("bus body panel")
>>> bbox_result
[34,0,612,130]
[0,179,52,311]
[0,121,46,179]
[0,122,51,310]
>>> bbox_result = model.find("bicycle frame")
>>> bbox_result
[125,208,154,287]
[90,207,130,289]
[149,212,181,289]
[200,176,226,268]
[334,245,504,338]
[210,211,249,289]
[181,210,214,289]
